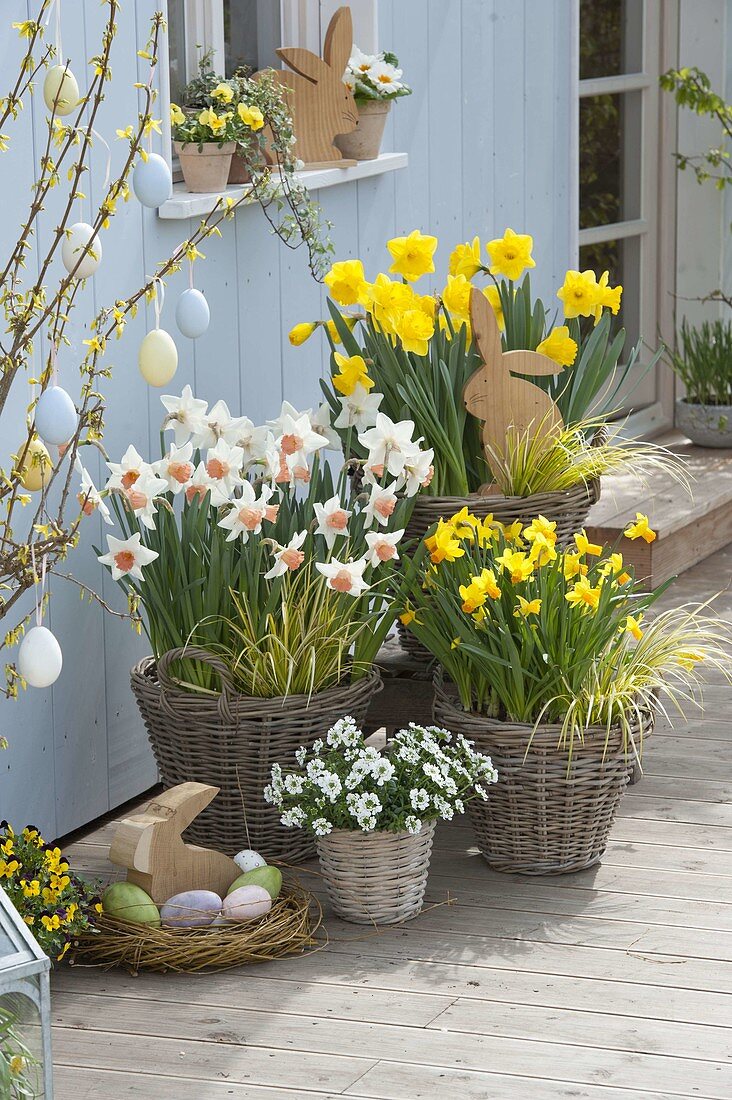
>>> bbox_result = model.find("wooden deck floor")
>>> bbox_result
[53,545,732,1099]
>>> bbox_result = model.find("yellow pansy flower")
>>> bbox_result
[169,103,185,126]
[199,108,227,135]
[449,236,482,279]
[557,270,601,319]
[394,308,434,356]
[288,321,317,346]
[486,228,536,281]
[536,325,577,367]
[625,512,656,544]
[332,352,374,396]
[625,614,643,640]
[574,529,603,557]
[482,284,505,331]
[387,229,438,282]
[41,914,61,932]
[212,82,234,103]
[515,595,542,617]
[495,549,534,583]
[0,858,19,878]
[325,259,368,306]
[565,576,602,611]
[441,273,472,322]
[238,103,264,130]
[425,520,465,564]
[590,270,622,324]
[21,879,40,898]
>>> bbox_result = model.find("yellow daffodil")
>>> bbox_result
[213,82,234,103]
[449,236,482,279]
[365,273,414,332]
[325,259,368,306]
[394,308,435,356]
[625,614,643,640]
[441,273,472,322]
[288,321,317,346]
[387,229,438,282]
[450,506,480,536]
[600,552,631,585]
[483,284,505,331]
[536,325,577,367]
[625,512,656,544]
[574,529,603,556]
[9,1054,26,1075]
[528,534,557,567]
[565,576,602,611]
[524,515,557,544]
[399,606,418,626]
[486,228,536,281]
[495,548,534,584]
[332,352,374,396]
[590,270,622,324]
[238,103,264,130]
[425,519,465,564]
[501,520,524,545]
[325,316,357,344]
[459,568,500,613]
[169,103,185,126]
[677,650,705,670]
[556,269,601,319]
[515,595,542,617]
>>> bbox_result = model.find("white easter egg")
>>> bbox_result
[43,65,80,116]
[18,626,63,688]
[223,885,272,923]
[34,385,78,446]
[132,153,172,208]
[233,849,266,873]
[138,328,178,387]
[61,222,102,278]
[175,288,210,339]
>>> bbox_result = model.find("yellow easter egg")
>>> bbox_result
[138,328,178,387]
[43,65,80,117]
[19,438,52,491]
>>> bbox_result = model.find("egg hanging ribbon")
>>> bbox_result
[17,550,63,689]
[139,278,178,387]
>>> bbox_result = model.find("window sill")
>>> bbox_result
[157,152,408,220]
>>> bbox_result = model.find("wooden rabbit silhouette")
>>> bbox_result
[108,783,239,904]
[255,6,358,168]
[464,287,565,464]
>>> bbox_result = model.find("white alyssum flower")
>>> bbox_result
[372,758,395,786]
[161,385,208,446]
[105,444,153,493]
[326,716,361,749]
[153,441,194,495]
[365,529,404,568]
[280,807,307,828]
[123,470,169,530]
[334,383,382,432]
[205,439,245,495]
[283,774,305,795]
[218,482,274,541]
[294,746,308,767]
[404,815,422,835]
[264,530,308,579]
[98,532,159,582]
[75,457,112,524]
[312,818,333,837]
[410,788,430,812]
[434,795,454,821]
[314,495,352,549]
[316,556,370,597]
[316,771,343,803]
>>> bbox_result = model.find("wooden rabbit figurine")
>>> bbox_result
[108,783,239,904]
[255,6,358,168]
[464,287,565,465]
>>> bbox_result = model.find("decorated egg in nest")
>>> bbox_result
[175,288,210,339]
[34,385,78,446]
[132,153,172,208]
[43,65,80,116]
[61,222,102,279]
[139,329,178,387]
[233,849,266,873]
[223,885,272,922]
[160,890,222,928]
[18,626,63,688]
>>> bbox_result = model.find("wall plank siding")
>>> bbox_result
[0,0,577,834]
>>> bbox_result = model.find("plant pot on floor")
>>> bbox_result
[175,141,235,193]
[316,823,435,924]
[334,99,391,161]
[675,398,732,448]
[131,646,382,863]
[433,675,653,875]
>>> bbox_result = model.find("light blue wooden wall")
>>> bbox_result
[0,0,576,838]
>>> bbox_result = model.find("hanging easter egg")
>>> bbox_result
[34,385,78,447]
[61,222,102,279]
[175,288,210,339]
[43,65,80,116]
[233,849,266,873]
[132,152,172,208]
[138,329,178,387]
[18,625,63,688]
[19,438,52,492]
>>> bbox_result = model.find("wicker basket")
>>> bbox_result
[130,647,382,863]
[433,676,652,875]
[316,823,436,924]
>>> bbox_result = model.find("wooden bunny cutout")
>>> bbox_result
[464,287,565,465]
[108,783,239,904]
[257,6,358,168]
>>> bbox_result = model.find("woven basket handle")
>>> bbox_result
[156,647,236,723]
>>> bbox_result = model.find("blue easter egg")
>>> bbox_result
[175,288,210,339]
[34,385,78,446]
[132,153,172,208]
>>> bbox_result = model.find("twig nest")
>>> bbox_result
[233,849,266,873]
[223,885,272,922]
[18,626,63,688]
[19,437,52,491]
[132,153,172,208]
[34,385,78,446]
[61,222,102,279]
[138,329,178,387]
[43,65,80,116]
[175,288,210,339]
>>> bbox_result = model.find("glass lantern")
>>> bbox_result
[0,885,53,1099]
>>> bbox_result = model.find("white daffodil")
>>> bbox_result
[105,444,152,493]
[267,400,309,436]
[359,413,418,479]
[316,556,370,597]
[205,438,244,495]
[334,383,382,433]
[233,420,275,467]
[365,529,404,567]
[75,456,112,524]
[397,446,435,497]
[161,385,208,447]
[363,475,398,528]
[276,410,328,471]
[311,402,341,449]
[369,60,404,93]
[98,531,159,581]
[314,494,352,549]
[153,441,194,495]
[264,530,308,579]
[184,462,224,507]
[192,399,250,450]
[123,470,168,530]
[217,481,273,541]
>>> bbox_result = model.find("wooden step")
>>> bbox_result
[585,436,732,589]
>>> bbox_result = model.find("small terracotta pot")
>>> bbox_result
[175,141,235,193]
[335,99,391,161]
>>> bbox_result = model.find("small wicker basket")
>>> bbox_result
[316,823,436,924]
[433,676,653,875]
[130,647,382,862]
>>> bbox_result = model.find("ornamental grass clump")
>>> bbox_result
[666,318,732,407]
[400,511,731,756]
[265,717,497,836]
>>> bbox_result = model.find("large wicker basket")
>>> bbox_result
[316,823,436,924]
[433,677,652,875]
[131,647,382,863]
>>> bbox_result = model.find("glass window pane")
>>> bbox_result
[224,0,281,75]
[580,90,642,230]
[579,0,643,80]
[167,0,187,105]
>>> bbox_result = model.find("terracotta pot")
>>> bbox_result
[335,99,391,161]
[174,141,235,193]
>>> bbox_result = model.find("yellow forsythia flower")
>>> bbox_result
[565,577,602,611]
[387,229,438,282]
[441,273,472,322]
[288,322,317,346]
[394,308,435,355]
[325,259,368,306]
[332,352,374,396]
[482,284,505,331]
[238,103,264,130]
[536,325,577,367]
[449,236,482,279]
[486,228,536,281]
[574,529,603,557]
[557,270,601,319]
[625,512,656,544]
[213,82,234,103]
[12,21,36,38]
